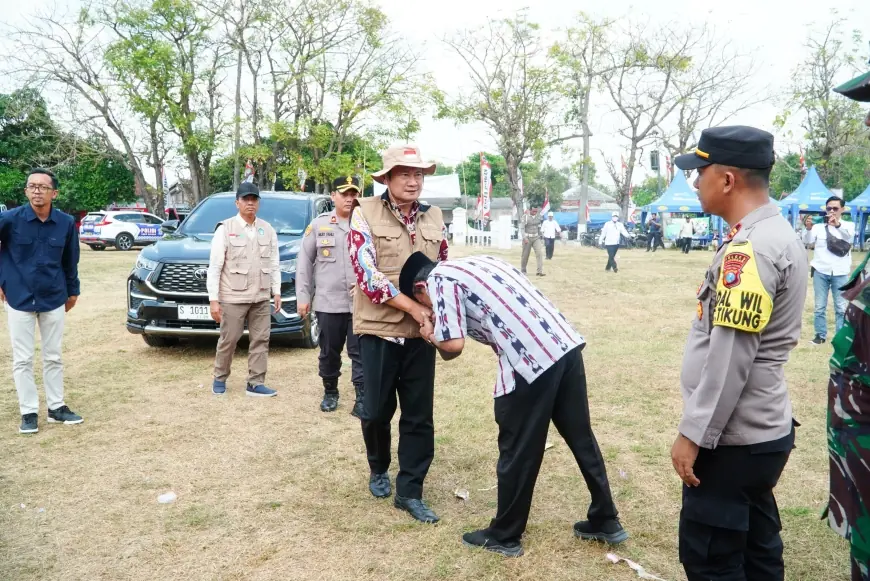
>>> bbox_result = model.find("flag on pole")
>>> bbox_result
[541,188,551,215]
[243,159,254,183]
[479,152,492,221]
[585,202,590,223]
[799,146,807,175]
[162,165,168,191]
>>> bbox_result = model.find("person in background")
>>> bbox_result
[679,216,695,254]
[541,211,561,260]
[521,207,545,277]
[647,213,664,252]
[348,144,447,524]
[804,196,854,346]
[671,126,806,581]
[401,251,627,557]
[296,176,364,416]
[0,168,82,434]
[598,211,629,273]
[207,182,281,397]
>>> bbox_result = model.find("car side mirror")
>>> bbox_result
[162,220,179,233]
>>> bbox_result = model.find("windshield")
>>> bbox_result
[180,197,310,236]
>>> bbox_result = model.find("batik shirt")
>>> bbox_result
[348,193,448,344]
[427,256,584,396]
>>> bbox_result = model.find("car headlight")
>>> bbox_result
[136,254,159,271]
[279,258,297,274]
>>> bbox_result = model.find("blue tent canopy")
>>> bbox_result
[644,171,702,213]
[850,183,870,211]
[777,166,850,228]
[553,211,613,228]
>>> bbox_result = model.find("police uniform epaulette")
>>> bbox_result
[317,212,331,218]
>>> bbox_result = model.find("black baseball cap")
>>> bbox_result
[236,182,260,199]
[399,251,436,298]
[332,175,361,193]
[674,126,775,171]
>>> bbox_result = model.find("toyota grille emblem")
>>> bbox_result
[193,268,208,281]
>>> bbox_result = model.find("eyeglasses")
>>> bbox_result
[25,185,55,193]
[825,206,842,212]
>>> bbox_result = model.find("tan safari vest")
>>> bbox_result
[218,216,275,304]
[353,197,444,338]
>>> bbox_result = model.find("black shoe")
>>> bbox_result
[369,472,391,498]
[47,405,83,425]
[462,529,524,557]
[810,335,826,345]
[350,383,364,419]
[573,518,629,545]
[19,413,38,434]
[536,273,545,277]
[320,378,339,412]
[394,495,439,523]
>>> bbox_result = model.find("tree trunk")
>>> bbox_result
[148,116,165,215]
[186,151,203,204]
[233,48,242,190]
[578,82,592,227]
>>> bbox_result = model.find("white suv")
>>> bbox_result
[79,210,166,251]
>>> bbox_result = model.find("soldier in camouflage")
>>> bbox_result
[828,60,870,581]
[826,250,870,581]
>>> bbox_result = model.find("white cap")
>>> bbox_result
[612,211,619,217]
[547,211,554,217]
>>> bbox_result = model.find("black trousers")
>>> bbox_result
[316,312,363,385]
[359,335,436,499]
[681,237,693,253]
[680,430,794,581]
[605,245,619,271]
[544,238,555,259]
[647,232,664,251]
[486,347,617,542]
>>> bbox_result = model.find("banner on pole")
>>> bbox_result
[480,153,492,221]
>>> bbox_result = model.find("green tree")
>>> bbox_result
[630,175,669,208]
[439,14,578,225]
[522,165,569,209]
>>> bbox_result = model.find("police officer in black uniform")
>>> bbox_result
[296,176,364,416]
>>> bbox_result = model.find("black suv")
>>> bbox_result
[126,191,333,348]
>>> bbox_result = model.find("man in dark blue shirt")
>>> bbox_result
[0,168,83,434]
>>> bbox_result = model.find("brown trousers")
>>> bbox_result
[213,300,271,385]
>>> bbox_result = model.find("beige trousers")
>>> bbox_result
[7,304,66,415]
[521,237,544,275]
[213,300,271,385]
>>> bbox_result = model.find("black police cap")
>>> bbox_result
[236,181,260,199]
[332,175,361,193]
[674,126,775,171]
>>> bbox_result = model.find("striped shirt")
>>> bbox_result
[427,256,585,397]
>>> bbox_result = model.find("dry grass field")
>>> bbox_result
[0,242,852,581]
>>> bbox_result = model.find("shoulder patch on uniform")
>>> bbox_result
[304,224,312,237]
[713,240,773,333]
[329,215,337,224]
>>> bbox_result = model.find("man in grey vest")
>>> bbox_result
[297,175,364,416]
[207,182,280,397]
[521,207,545,277]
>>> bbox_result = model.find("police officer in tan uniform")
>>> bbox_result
[521,207,544,277]
[207,182,280,397]
[670,127,807,581]
[297,176,364,417]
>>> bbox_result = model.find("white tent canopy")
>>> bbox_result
[373,173,461,200]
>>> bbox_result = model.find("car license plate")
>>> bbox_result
[177,304,212,321]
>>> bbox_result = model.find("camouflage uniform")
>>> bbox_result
[826,251,870,581]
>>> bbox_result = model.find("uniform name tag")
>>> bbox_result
[713,241,772,333]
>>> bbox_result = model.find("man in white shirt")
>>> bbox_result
[804,195,855,345]
[679,216,695,254]
[207,182,281,396]
[541,211,562,260]
[598,212,630,273]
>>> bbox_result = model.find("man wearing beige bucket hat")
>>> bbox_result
[347,144,448,523]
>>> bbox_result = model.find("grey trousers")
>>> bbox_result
[213,300,271,385]
[521,238,544,275]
